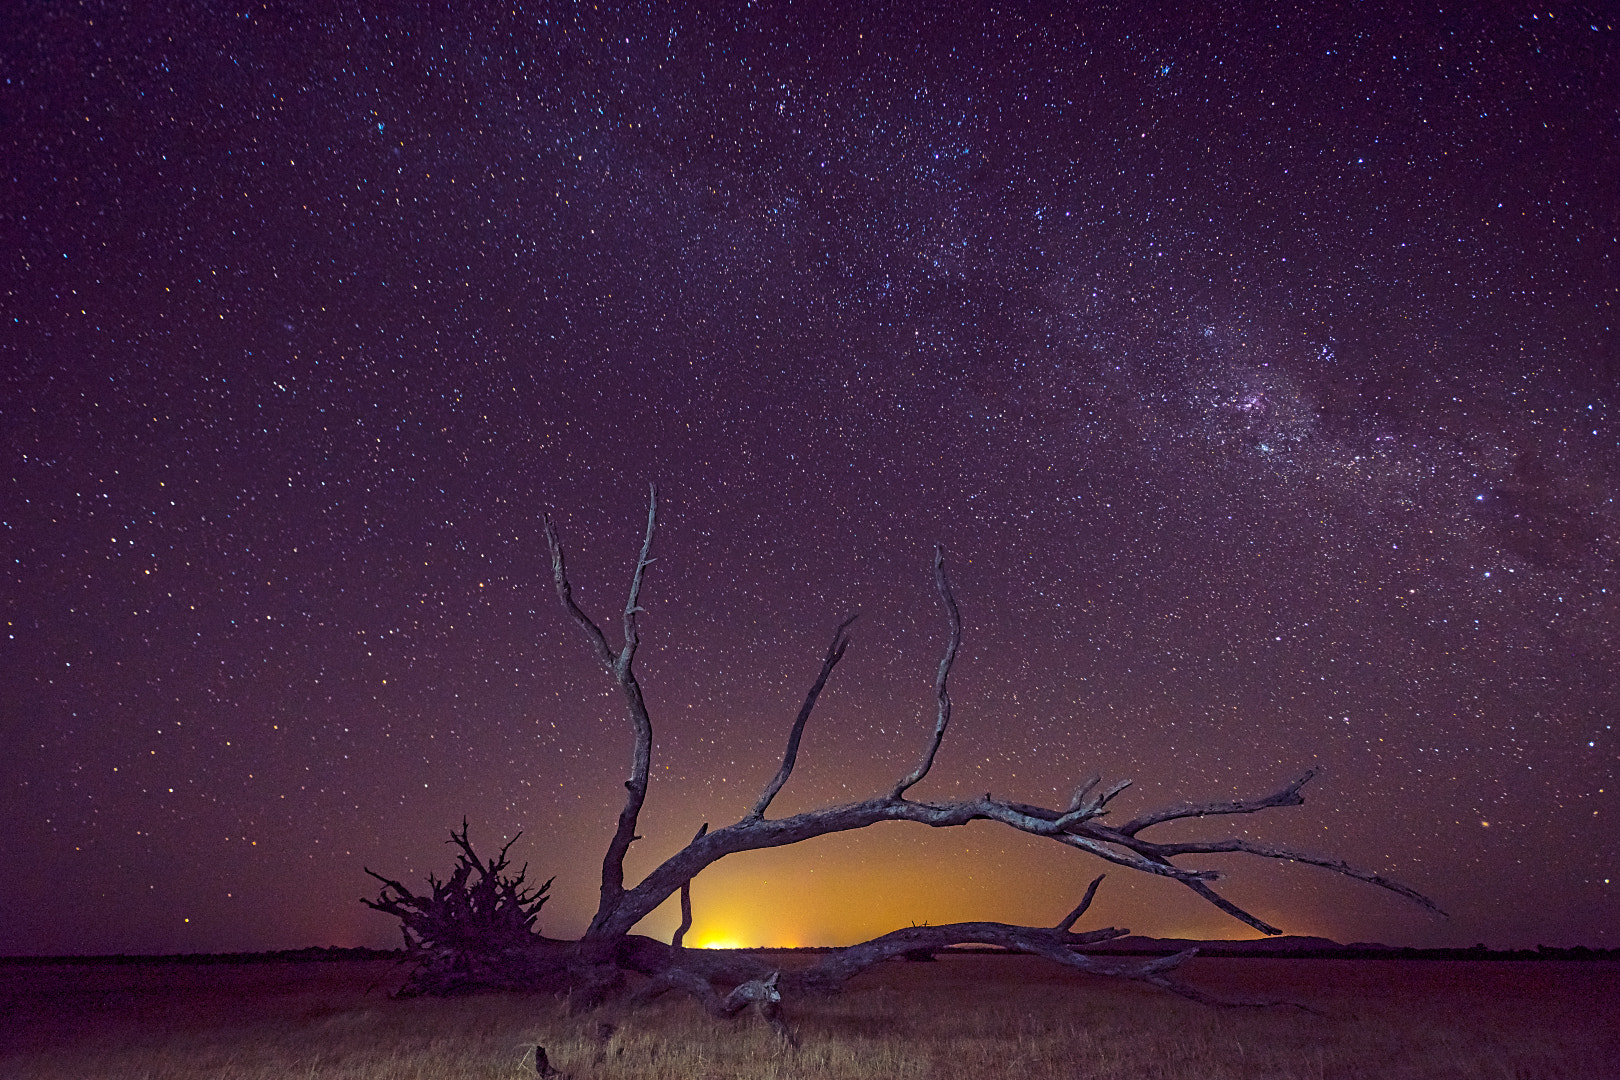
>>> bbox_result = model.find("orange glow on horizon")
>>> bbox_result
[645,828,1124,949]
[693,936,747,950]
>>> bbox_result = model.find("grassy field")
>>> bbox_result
[0,953,1613,1079]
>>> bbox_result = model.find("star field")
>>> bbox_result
[1,4,1616,955]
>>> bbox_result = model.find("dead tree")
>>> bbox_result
[362,819,562,995]
[533,484,1441,1015]
[368,482,1441,1021]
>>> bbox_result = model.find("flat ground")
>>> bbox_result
[0,953,1613,1078]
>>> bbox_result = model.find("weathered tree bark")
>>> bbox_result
[371,484,1442,1023]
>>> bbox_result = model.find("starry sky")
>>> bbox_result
[2,3,1616,957]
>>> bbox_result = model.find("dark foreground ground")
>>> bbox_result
[1,953,1615,1078]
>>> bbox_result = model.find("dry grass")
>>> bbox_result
[1,953,1613,1079]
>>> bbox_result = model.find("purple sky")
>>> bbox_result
[2,3,1615,956]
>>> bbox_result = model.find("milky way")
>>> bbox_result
[2,5,1615,955]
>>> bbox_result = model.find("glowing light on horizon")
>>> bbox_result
[695,935,747,950]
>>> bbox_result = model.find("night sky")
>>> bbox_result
[3,4,1616,958]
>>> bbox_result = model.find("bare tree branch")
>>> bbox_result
[590,790,1232,942]
[628,916,1277,1029]
[618,483,659,676]
[1116,771,1315,836]
[583,763,1434,945]
[1055,873,1106,932]
[789,921,1145,994]
[544,483,661,938]
[1066,774,1101,812]
[1126,837,1446,915]
[670,822,707,950]
[750,614,859,819]
[542,516,616,671]
[891,545,961,799]
[1178,875,1285,936]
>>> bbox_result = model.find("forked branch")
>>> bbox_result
[543,483,661,937]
